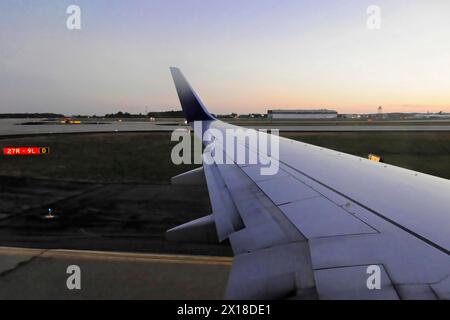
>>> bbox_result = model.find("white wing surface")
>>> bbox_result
[167,67,450,300]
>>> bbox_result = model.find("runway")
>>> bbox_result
[0,246,232,299]
[1,119,450,137]
[0,119,182,137]
[248,125,450,132]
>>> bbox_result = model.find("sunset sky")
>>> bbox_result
[1,0,450,115]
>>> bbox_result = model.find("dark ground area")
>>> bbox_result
[0,131,448,256]
[0,175,231,256]
[0,132,230,255]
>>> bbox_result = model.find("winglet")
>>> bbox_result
[170,67,216,122]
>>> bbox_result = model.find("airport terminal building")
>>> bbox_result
[267,109,338,119]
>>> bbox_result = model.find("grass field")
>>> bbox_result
[284,132,450,179]
[0,133,199,184]
[0,132,449,183]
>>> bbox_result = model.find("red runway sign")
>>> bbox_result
[2,147,50,156]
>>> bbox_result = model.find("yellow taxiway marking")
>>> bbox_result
[0,247,45,256]
[0,247,233,266]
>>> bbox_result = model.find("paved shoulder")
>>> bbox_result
[0,247,231,299]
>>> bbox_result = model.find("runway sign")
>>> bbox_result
[3,147,50,156]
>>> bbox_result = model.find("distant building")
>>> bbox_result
[267,109,338,119]
[413,112,450,119]
[237,113,266,119]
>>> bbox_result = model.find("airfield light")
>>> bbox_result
[368,154,382,163]
[45,208,55,219]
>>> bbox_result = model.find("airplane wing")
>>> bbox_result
[166,67,450,300]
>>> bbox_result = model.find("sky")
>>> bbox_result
[0,0,450,115]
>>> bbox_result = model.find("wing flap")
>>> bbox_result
[225,242,316,300]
